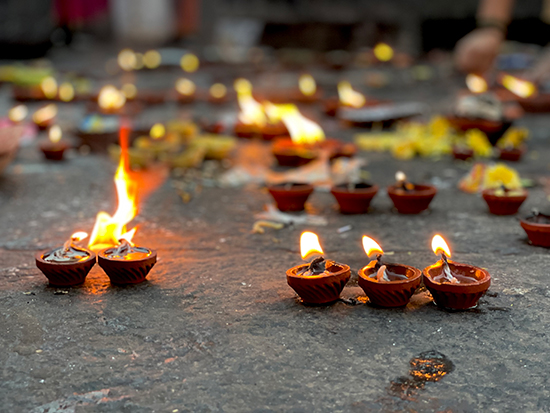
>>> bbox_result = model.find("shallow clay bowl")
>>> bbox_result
[387,184,437,214]
[35,250,96,286]
[358,261,421,307]
[520,214,550,247]
[330,183,378,214]
[498,146,526,162]
[98,249,157,285]
[267,183,314,212]
[423,260,491,310]
[482,189,527,215]
[286,262,351,305]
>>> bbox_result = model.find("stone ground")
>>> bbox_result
[1,43,550,412]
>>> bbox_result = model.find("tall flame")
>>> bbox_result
[338,81,366,108]
[264,102,325,145]
[235,78,267,127]
[431,234,451,257]
[89,123,138,250]
[362,236,384,257]
[501,74,537,98]
[466,74,488,94]
[299,74,316,96]
[300,231,324,260]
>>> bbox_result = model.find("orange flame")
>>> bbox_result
[89,124,138,250]
[71,231,88,242]
[264,102,325,145]
[431,234,451,257]
[466,74,488,94]
[49,125,62,144]
[235,78,266,127]
[299,74,316,96]
[501,74,537,98]
[300,231,324,260]
[362,236,384,257]
[98,85,126,110]
[338,81,366,108]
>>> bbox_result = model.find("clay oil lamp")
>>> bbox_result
[233,79,287,140]
[96,85,127,115]
[520,210,550,247]
[267,182,314,212]
[423,235,491,310]
[323,81,382,117]
[208,83,230,104]
[286,231,351,305]
[175,78,196,104]
[40,125,69,161]
[452,129,493,161]
[330,182,378,214]
[499,73,545,113]
[357,236,421,307]
[98,233,157,285]
[89,124,157,284]
[35,231,96,286]
[265,103,324,167]
[387,171,437,214]
[496,127,528,161]
[8,104,28,125]
[481,163,527,215]
[32,103,57,131]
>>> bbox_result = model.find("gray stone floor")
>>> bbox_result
[1,43,550,412]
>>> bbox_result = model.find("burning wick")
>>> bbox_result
[43,232,90,263]
[395,171,414,191]
[430,235,476,284]
[362,235,407,282]
[104,238,152,261]
[297,231,332,276]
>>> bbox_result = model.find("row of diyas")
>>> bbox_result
[35,123,157,286]
[286,232,491,310]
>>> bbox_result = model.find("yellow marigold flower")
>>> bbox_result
[497,127,529,149]
[392,140,416,159]
[466,129,492,157]
[429,116,451,138]
[483,163,522,190]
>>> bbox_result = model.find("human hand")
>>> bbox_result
[455,28,504,74]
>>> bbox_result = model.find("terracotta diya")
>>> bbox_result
[40,125,69,161]
[387,172,437,214]
[423,235,491,310]
[482,186,528,216]
[267,182,314,212]
[358,236,421,307]
[35,231,96,286]
[32,103,57,131]
[330,182,378,214]
[98,238,157,285]
[323,81,381,117]
[286,232,350,305]
[520,211,550,247]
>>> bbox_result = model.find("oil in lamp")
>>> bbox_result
[357,236,421,307]
[175,78,196,104]
[32,103,57,130]
[35,231,96,286]
[286,231,350,305]
[89,124,157,284]
[387,171,437,214]
[423,235,491,310]
[8,104,28,124]
[40,125,69,161]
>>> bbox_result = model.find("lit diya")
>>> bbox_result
[95,85,128,114]
[520,210,550,248]
[357,236,421,307]
[423,235,491,310]
[265,103,356,167]
[8,104,28,124]
[35,231,96,286]
[387,171,437,214]
[286,232,350,305]
[233,79,287,140]
[498,74,546,113]
[32,104,57,130]
[40,125,69,161]
[323,81,382,117]
[90,123,157,284]
[208,83,231,104]
[175,78,196,104]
